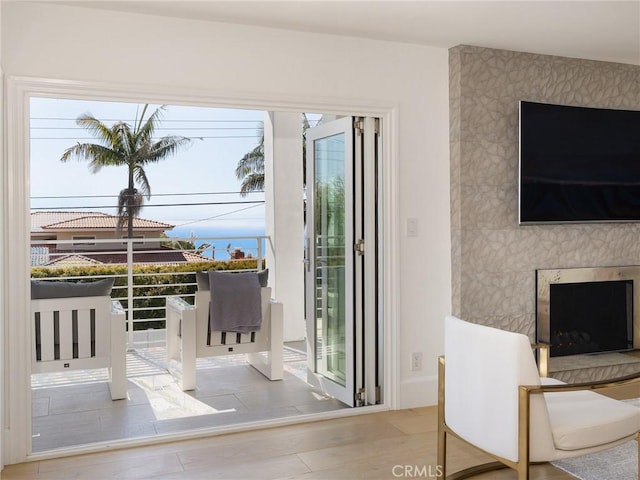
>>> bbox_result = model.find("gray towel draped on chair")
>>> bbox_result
[208,271,262,333]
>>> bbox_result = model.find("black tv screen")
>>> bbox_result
[519,101,640,224]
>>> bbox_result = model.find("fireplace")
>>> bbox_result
[537,266,639,357]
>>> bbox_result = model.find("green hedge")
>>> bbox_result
[31,259,264,330]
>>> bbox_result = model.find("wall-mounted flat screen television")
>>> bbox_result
[519,101,640,224]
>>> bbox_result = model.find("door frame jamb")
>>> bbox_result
[2,75,400,465]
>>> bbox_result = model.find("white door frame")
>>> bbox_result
[0,67,5,474]
[2,76,401,465]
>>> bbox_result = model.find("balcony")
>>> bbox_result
[29,236,347,453]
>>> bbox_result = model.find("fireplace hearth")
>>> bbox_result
[537,266,639,357]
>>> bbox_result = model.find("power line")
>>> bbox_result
[30,126,261,131]
[30,135,260,140]
[31,191,262,200]
[31,117,264,123]
[175,203,264,228]
[29,117,318,126]
[31,200,264,210]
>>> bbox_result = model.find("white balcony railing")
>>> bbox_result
[30,235,268,350]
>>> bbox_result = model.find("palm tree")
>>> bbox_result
[235,130,265,196]
[235,114,311,196]
[60,105,192,238]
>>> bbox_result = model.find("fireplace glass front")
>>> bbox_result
[536,266,640,358]
[549,280,633,356]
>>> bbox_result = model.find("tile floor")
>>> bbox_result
[31,345,348,452]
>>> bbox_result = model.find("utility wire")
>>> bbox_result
[30,126,261,130]
[175,203,264,228]
[31,200,264,210]
[31,135,260,140]
[31,117,265,123]
[31,191,263,199]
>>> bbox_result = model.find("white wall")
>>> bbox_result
[1,1,450,414]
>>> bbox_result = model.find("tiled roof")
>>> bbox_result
[45,254,103,267]
[31,212,109,232]
[31,212,173,232]
[40,246,209,266]
[182,251,212,262]
[81,250,206,264]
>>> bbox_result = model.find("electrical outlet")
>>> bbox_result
[411,352,423,371]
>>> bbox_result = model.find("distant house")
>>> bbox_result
[30,212,207,266]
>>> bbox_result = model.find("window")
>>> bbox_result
[72,236,96,246]
[121,235,145,245]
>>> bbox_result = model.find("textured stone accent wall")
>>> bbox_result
[449,45,640,339]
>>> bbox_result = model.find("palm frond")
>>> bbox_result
[133,166,151,199]
[236,128,265,196]
[61,143,124,171]
[108,122,133,157]
[240,173,265,196]
[76,115,114,142]
[235,148,265,180]
[135,104,151,134]
[136,105,166,146]
[117,190,128,218]
[117,188,144,233]
[142,136,193,164]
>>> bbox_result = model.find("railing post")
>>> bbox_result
[127,238,134,349]
[32,234,268,353]
[257,235,264,270]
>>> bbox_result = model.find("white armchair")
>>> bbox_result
[438,315,640,479]
[31,295,127,400]
[166,286,283,391]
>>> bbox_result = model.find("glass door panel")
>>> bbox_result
[304,115,381,408]
[315,132,347,385]
[305,117,355,405]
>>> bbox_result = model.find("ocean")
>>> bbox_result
[168,226,266,261]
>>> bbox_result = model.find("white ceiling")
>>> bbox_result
[54,1,640,65]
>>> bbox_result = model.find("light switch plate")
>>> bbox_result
[407,218,418,237]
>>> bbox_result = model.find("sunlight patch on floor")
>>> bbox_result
[31,346,309,389]
[31,369,109,389]
[130,374,234,420]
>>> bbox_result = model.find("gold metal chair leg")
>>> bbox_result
[447,462,510,480]
[437,429,446,478]
[437,356,447,477]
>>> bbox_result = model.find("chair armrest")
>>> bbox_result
[522,370,640,395]
[531,343,550,377]
[166,296,196,341]
[167,296,194,312]
[110,300,125,316]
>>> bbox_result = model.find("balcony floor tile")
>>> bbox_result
[31,345,348,452]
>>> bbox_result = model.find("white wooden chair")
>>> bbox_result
[166,286,283,391]
[31,295,127,400]
[438,315,640,479]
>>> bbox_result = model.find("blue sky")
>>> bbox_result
[29,97,271,234]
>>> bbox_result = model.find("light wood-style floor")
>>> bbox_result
[3,407,576,480]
